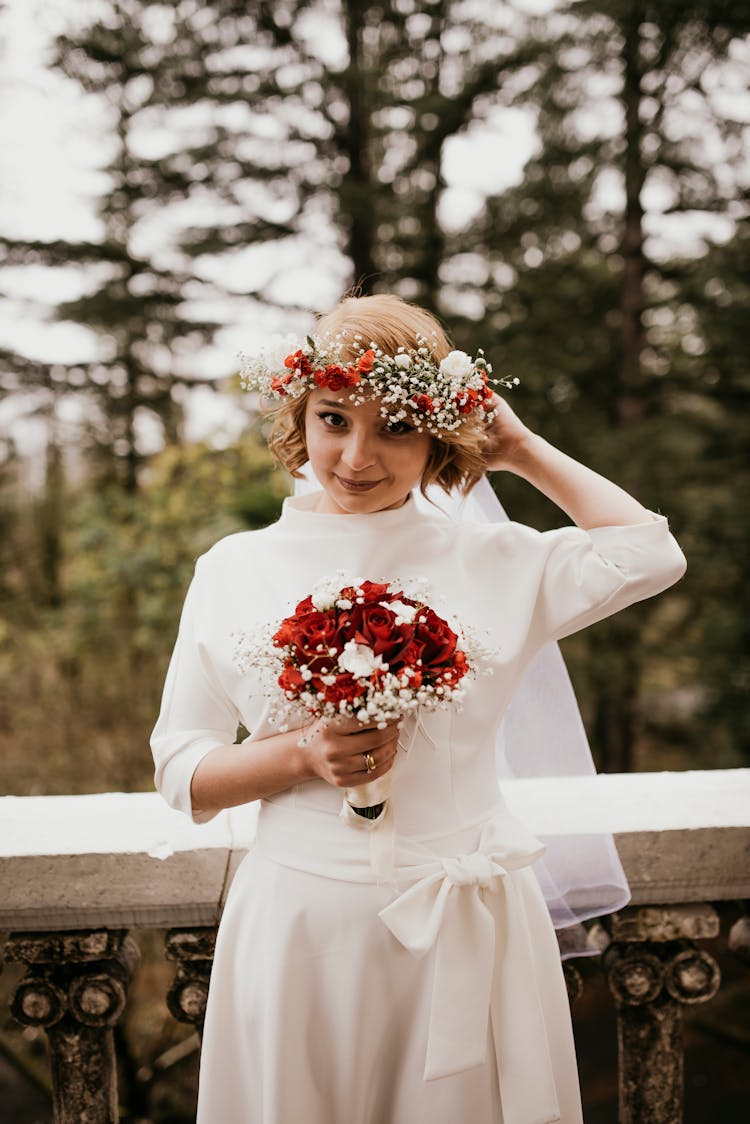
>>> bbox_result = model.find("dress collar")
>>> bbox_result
[277,490,421,534]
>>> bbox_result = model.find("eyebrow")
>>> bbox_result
[318,398,352,409]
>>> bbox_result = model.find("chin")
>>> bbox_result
[328,476,409,513]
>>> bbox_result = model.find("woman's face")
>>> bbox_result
[304,388,432,514]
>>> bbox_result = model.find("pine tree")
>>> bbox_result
[451,0,750,768]
[138,0,546,309]
[0,0,227,491]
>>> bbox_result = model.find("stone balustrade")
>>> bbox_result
[1,768,749,1122]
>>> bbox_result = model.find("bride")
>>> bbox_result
[151,293,686,1123]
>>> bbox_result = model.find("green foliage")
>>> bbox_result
[0,428,286,796]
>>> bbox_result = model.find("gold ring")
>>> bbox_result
[363,752,376,774]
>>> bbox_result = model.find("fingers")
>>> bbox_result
[330,715,400,737]
[324,720,400,755]
[344,744,398,789]
[313,722,400,788]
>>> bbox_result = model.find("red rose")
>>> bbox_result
[313,364,361,391]
[358,580,392,603]
[356,349,375,373]
[284,350,312,377]
[452,648,469,678]
[478,383,494,412]
[414,608,458,668]
[438,648,469,687]
[278,664,306,695]
[293,595,315,615]
[322,674,362,708]
[270,370,296,394]
[273,618,297,647]
[336,602,414,667]
[398,639,425,669]
[285,611,341,663]
[411,394,435,414]
[454,387,479,415]
[273,597,323,647]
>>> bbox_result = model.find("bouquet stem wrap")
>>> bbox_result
[344,773,392,820]
[339,773,397,880]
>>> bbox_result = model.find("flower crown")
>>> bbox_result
[237,332,518,435]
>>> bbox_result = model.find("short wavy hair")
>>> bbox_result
[266,294,488,496]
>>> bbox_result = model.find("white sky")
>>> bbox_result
[0,0,747,458]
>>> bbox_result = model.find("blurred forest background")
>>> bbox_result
[1,2,749,1121]
[1,0,749,792]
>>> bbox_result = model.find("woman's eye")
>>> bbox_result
[318,411,347,428]
[385,421,415,435]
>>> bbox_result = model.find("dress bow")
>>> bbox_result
[378,840,561,1124]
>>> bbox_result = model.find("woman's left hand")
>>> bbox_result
[482,393,534,473]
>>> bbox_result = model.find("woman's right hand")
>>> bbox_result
[301,717,399,790]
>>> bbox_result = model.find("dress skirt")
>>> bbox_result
[196,799,584,1124]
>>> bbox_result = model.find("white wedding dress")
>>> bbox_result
[151,492,686,1124]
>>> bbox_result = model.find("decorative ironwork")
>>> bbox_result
[563,962,584,1005]
[3,929,138,1124]
[603,905,721,1124]
[728,903,750,967]
[165,927,217,1036]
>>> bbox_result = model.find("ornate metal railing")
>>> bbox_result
[1,770,749,1123]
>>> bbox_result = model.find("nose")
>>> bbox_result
[340,426,377,473]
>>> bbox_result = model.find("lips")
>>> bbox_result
[335,475,382,492]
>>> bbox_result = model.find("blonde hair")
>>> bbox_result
[266,294,487,495]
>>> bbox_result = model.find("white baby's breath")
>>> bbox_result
[310,571,361,611]
[385,599,417,625]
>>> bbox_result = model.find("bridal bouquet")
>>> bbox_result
[234,573,485,821]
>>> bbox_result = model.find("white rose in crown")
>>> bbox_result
[439,350,475,379]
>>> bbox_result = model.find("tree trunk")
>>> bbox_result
[595,4,648,773]
[342,0,378,291]
[618,2,647,431]
[38,417,65,609]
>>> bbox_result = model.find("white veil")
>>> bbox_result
[295,468,630,958]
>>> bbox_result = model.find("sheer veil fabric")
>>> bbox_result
[294,468,630,956]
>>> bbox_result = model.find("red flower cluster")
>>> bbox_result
[284,350,312,377]
[411,393,435,414]
[272,579,469,712]
[272,347,377,396]
[313,364,362,392]
[454,377,494,415]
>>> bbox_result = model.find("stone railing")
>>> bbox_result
[1,769,749,1123]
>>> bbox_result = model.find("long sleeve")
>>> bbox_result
[533,511,686,645]
[150,556,240,822]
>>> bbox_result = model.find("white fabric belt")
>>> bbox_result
[256,800,561,1124]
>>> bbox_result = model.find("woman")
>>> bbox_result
[151,294,686,1124]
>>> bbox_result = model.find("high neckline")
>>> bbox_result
[277,490,422,533]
